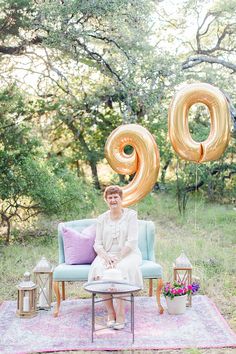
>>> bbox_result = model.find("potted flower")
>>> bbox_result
[163,281,200,315]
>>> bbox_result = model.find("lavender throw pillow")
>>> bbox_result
[62,224,96,265]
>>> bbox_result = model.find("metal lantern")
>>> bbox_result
[33,256,53,310]
[173,251,192,307]
[16,272,38,318]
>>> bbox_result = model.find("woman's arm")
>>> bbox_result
[120,210,138,259]
[93,219,107,257]
[93,218,114,267]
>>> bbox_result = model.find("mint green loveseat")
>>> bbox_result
[53,219,164,317]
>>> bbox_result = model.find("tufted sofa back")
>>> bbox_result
[58,219,156,264]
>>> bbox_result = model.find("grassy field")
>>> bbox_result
[0,192,236,354]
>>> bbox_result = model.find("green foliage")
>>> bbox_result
[188,104,211,142]
[0,87,40,200]
[174,158,236,215]
[0,0,33,38]
[21,158,95,218]
[0,87,96,243]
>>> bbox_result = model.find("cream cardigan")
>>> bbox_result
[93,208,141,257]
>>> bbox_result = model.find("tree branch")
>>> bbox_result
[74,38,125,84]
[0,36,44,56]
[87,33,131,60]
[197,24,234,55]
[185,165,236,195]
[196,12,214,52]
[182,55,236,73]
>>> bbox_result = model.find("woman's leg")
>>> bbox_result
[116,253,143,289]
[93,276,116,322]
[102,294,116,325]
[115,297,125,323]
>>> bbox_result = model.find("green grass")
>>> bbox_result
[0,192,236,354]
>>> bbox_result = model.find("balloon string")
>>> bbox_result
[194,164,198,231]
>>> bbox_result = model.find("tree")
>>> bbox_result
[0,87,95,243]
[0,0,155,87]
[152,0,236,209]
[0,0,176,189]
[181,0,236,73]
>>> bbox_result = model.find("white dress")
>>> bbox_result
[88,208,143,288]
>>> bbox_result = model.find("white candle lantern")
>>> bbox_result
[173,251,193,307]
[16,272,37,318]
[33,256,53,310]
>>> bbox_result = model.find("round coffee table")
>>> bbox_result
[83,280,141,342]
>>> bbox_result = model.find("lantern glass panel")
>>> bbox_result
[34,271,53,309]
[16,288,37,317]
[33,257,53,310]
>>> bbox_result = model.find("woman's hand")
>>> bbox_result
[104,254,120,268]
[96,249,114,267]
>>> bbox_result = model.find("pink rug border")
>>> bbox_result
[1,295,236,353]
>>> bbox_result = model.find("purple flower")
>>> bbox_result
[192,282,200,293]
[163,280,200,298]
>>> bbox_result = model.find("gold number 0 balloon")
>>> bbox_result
[105,124,160,207]
[168,83,231,162]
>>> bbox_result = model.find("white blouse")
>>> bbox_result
[93,208,141,256]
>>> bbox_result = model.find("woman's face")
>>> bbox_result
[106,193,122,210]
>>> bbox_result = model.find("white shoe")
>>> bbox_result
[113,322,125,330]
[107,319,116,328]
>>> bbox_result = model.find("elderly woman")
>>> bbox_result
[88,185,143,330]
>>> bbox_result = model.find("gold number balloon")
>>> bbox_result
[105,124,160,207]
[168,83,231,162]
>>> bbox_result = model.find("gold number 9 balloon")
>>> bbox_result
[105,124,160,207]
[168,83,231,162]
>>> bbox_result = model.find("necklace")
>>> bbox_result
[110,209,124,221]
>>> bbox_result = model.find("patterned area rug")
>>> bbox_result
[0,295,236,353]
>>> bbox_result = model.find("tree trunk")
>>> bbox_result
[63,118,101,188]
[1,214,11,245]
[6,218,11,244]
[119,174,126,184]
[176,171,183,214]
[76,160,85,177]
[89,160,101,189]
[161,159,171,184]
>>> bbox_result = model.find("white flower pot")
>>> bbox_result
[165,294,187,315]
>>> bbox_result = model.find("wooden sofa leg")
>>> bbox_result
[62,281,65,300]
[149,279,153,296]
[156,278,164,314]
[53,281,61,317]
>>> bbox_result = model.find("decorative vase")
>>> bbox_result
[165,294,187,315]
